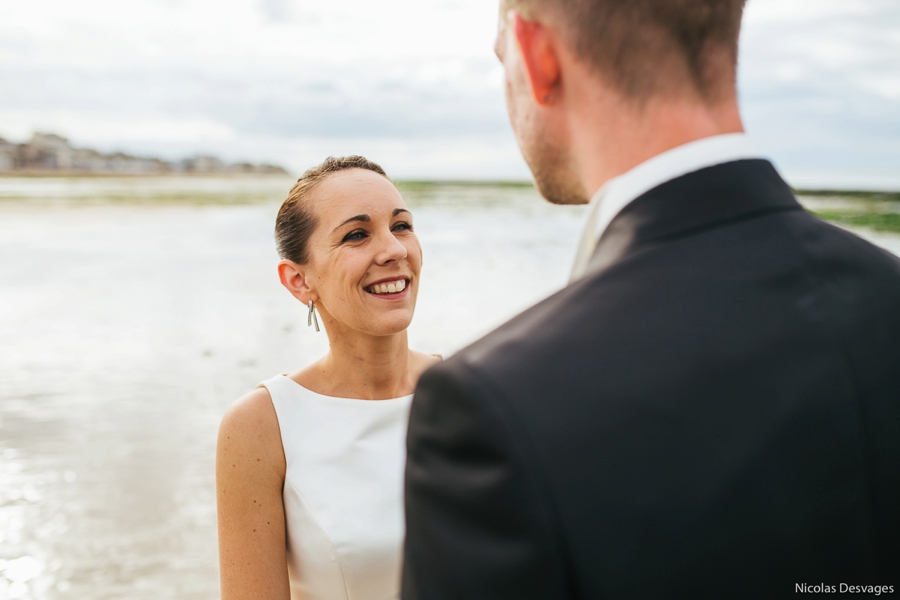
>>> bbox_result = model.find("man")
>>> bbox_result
[404,0,900,597]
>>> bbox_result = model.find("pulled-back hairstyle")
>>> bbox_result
[275,156,389,265]
[504,0,747,102]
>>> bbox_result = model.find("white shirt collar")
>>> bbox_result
[570,133,765,281]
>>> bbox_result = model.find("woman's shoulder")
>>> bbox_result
[417,350,444,363]
[222,386,277,429]
[218,386,285,474]
[410,350,444,383]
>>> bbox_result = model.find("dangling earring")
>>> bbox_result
[307,300,320,332]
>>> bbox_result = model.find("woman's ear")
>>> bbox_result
[278,259,315,304]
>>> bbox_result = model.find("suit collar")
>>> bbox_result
[589,134,760,245]
[570,134,762,281]
[585,159,803,276]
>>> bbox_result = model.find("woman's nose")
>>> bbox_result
[375,230,408,264]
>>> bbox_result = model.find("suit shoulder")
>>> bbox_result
[789,211,900,303]
[446,277,604,387]
[798,211,900,265]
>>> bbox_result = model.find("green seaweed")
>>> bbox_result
[795,189,900,203]
[811,210,900,233]
[396,180,534,191]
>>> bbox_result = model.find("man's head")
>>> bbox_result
[496,0,747,204]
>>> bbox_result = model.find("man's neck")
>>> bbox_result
[570,90,744,198]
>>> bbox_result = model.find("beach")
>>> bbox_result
[0,175,897,599]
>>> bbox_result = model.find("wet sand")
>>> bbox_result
[0,178,585,599]
[0,178,896,599]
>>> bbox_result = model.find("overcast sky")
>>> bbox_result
[1,0,898,187]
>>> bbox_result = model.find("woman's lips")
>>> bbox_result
[365,278,410,299]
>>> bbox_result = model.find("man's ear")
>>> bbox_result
[278,259,315,304]
[512,12,561,106]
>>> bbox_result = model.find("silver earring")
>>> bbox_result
[308,300,320,332]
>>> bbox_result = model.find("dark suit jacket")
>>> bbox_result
[403,160,900,599]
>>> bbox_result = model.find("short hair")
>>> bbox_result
[275,156,389,264]
[504,0,747,102]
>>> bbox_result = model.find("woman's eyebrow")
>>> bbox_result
[332,214,369,233]
[332,210,409,234]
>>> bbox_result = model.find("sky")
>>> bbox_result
[0,0,898,188]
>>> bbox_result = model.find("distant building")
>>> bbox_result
[0,137,16,171]
[72,148,110,172]
[20,133,74,170]
[0,131,288,175]
[181,155,225,173]
[226,161,289,175]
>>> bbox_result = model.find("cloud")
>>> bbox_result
[258,0,296,22]
[0,0,896,186]
[739,0,900,186]
[0,56,508,142]
[0,108,236,146]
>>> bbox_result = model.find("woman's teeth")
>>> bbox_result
[368,280,407,295]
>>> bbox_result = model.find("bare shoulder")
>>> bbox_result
[410,350,444,384]
[217,387,285,479]
[217,387,291,599]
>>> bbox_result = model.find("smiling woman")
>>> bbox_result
[215,156,440,600]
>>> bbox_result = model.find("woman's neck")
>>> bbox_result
[300,330,415,400]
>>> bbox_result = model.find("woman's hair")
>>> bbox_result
[275,156,389,264]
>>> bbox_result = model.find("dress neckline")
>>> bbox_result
[279,374,414,404]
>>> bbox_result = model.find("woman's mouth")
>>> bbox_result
[365,278,409,296]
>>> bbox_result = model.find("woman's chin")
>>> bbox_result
[364,312,415,337]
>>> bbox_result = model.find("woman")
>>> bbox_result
[216,156,440,600]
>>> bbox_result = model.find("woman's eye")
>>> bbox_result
[342,230,368,243]
[392,222,412,232]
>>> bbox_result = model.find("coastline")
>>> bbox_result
[3,171,898,196]
[1,175,898,233]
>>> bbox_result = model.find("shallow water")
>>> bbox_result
[0,176,586,600]
[0,177,897,599]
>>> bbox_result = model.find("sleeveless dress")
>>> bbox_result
[259,374,413,600]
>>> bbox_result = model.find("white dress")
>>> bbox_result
[259,374,412,600]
